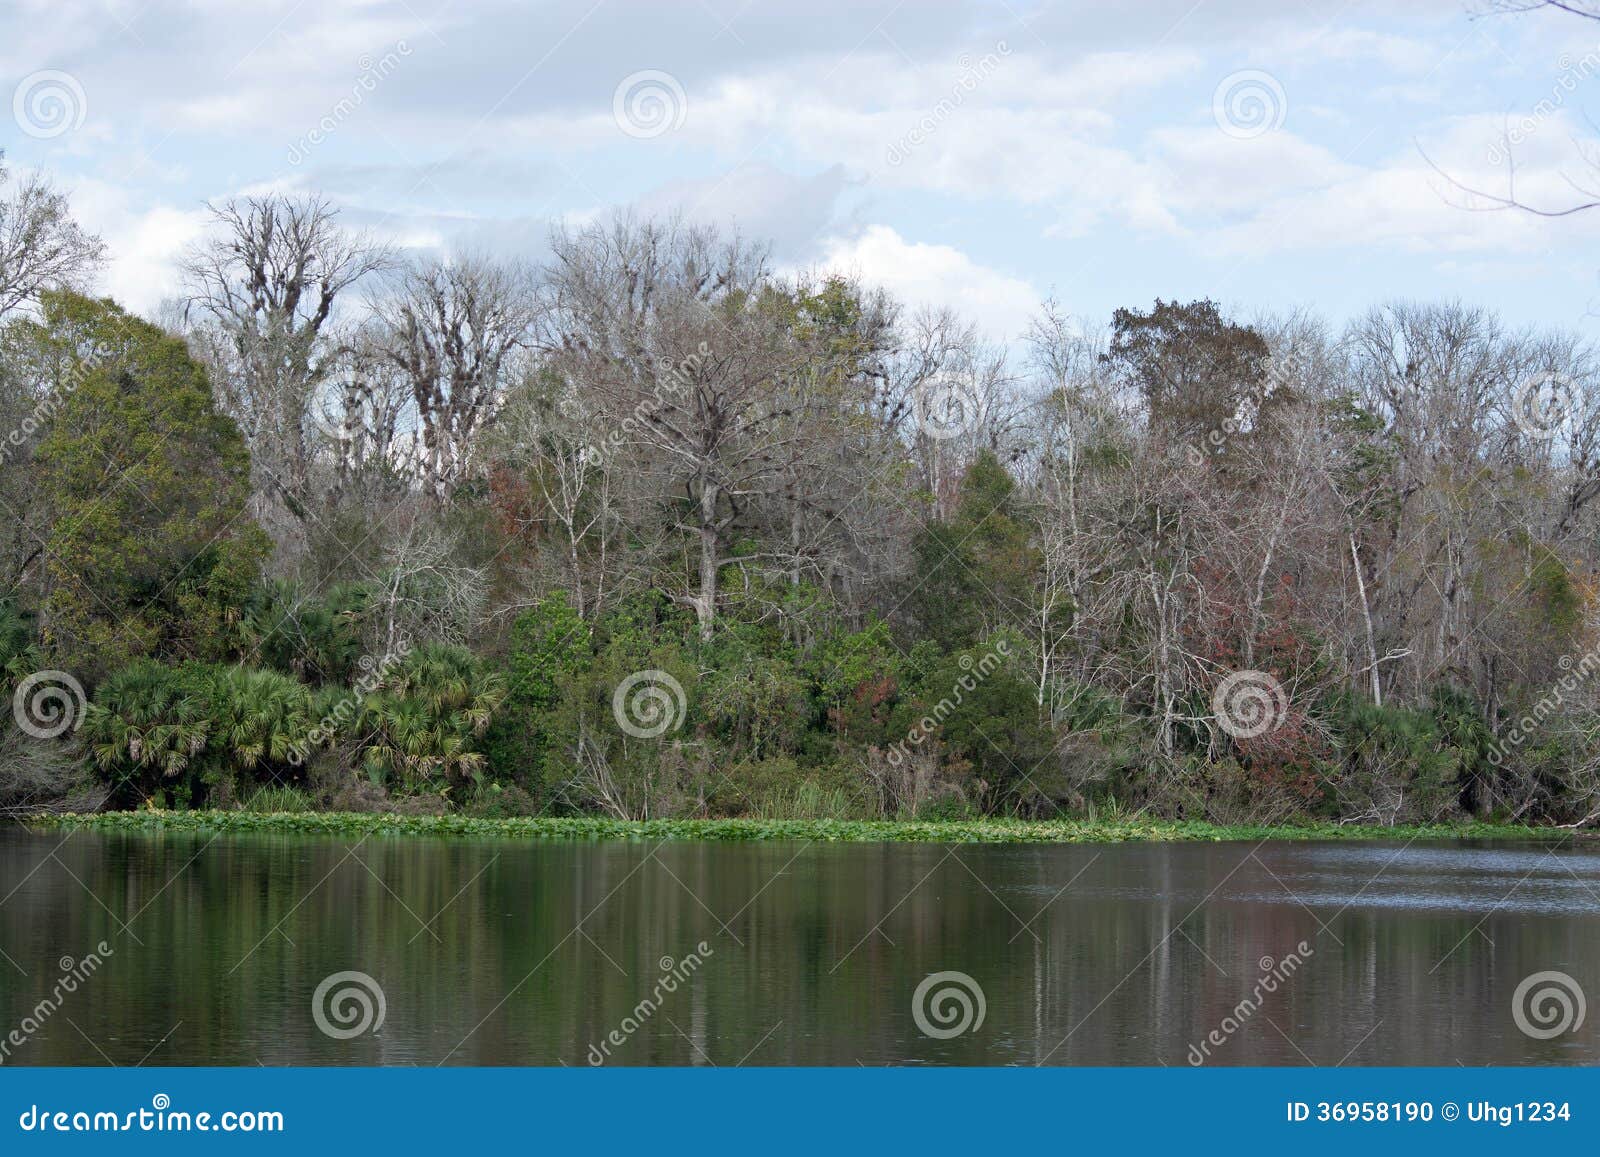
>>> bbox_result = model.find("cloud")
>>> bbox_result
[628,163,855,259]
[62,179,208,315]
[1197,112,1600,258]
[5,0,1595,332]
[811,224,1039,337]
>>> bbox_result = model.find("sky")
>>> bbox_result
[6,0,1600,342]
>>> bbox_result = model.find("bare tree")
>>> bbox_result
[371,253,539,499]
[543,215,817,641]
[487,375,637,621]
[181,194,390,536]
[320,322,416,486]
[1422,2,1600,216]
[0,160,104,321]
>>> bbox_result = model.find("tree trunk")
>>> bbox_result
[695,477,720,642]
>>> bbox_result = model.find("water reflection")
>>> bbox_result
[0,831,1595,1066]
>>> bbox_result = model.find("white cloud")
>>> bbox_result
[6,0,1593,331]
[63,180,208,315]
[1197,112,1600,258]
[811,224,1039,337]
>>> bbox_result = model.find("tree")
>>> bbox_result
[370,253,538,499]
[181,194,390,538]
[1103,299,1270,450]
[908,450,1037,649]
[0,158,104,321]
[31,292,269,678]
[544,216,818,641]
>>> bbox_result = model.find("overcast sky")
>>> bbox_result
[6,0,1600,339]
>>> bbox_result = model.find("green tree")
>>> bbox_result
[908,451,1038,649]
[358,643,507,793]
[30,292,268,678]
[482,591,591,789]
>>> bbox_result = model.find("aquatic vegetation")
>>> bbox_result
[32,809,1565,846]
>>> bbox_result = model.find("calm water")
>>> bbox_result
[0,829,1596,1066]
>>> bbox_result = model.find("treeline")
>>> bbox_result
[2,160,1598,826]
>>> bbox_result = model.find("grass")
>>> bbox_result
[27,809,1577,845]
[235,785,315,813]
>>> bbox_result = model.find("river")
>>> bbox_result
[0,830,1595,1065]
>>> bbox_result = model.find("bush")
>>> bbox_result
[481,592,590,791]
[356,643,507,793]
[82,662,315,808]
[1324,696,1460,825]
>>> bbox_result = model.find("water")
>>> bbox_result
[1,828,1596,1066]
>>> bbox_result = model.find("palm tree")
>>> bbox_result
[81,662,210,803]
[205,666,315,772]
[0,599,38,686]
[237,579,372,685]
[358,643,506,790]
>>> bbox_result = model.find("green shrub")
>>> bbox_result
[481,592,590,791]
[357,643,508,793]
[236,785,314,813]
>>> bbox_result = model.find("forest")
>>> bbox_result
[3,154,1598,829]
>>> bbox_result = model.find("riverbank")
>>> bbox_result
[28,809,1581,844]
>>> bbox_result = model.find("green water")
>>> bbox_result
[1,829,1595,1065]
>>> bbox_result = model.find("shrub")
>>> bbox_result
[481,591,590,790]
[357,643,507,793]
